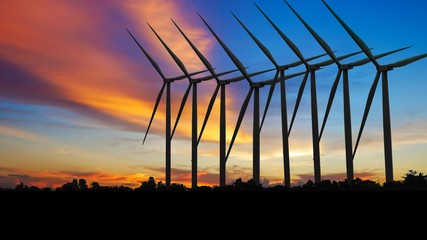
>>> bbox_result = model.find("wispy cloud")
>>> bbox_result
[0,168,148,189]
[0,125,42,141]
[0,0,244,141]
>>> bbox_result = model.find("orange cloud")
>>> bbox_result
[0,166,221,189]
[0,1,273,189]
[0,167,148,189]
[122,0,214,72]
[0,0,252,143]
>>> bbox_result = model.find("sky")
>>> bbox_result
[1,0,427,188]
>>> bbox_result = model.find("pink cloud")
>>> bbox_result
[0,0,235,140]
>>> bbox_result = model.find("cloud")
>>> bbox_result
[0,125,42,141]
[0,0,249,141]
[392,120,427,146]
[121,0,214,72]
[8,174,33,179]
[0,168,148,189]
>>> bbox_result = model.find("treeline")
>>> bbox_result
[1,170,426,191]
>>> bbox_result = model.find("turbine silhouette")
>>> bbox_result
[258,3,363,183]
[127,29,210,187]
[231,10,328,187]
[171,19,273,187]
[147,22,241,188]
[199,13,305,184]
[283,0,410,184]
[322,0,427,182]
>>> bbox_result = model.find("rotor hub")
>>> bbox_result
[308,65,320,71]
[378,65,393,71]
[278,66,290,71]
[340,65,353,70]
[251,82,264,88]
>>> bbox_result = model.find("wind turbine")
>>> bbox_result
[127,29,210,188]
[320,47,411,184]
[171,19,274,187]
[322,0,427,183]
[230,11,328,187]
[283,0,410,184]
[199,13,306,184]
[147,23,242,188]
[256,3,362,183]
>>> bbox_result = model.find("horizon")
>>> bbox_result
[1,0,427,189]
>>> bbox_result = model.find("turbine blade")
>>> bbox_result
[248,68,276,77]
[353,71,381,159]
[261,70,306,85]
[305,53,329,63]
[390,53,427,68]
[198,69,240,82]
[318,50,363,67]
[254,3,306,64]
[231,11,279,68]
[351,46,412,67]
[288,70,309,136]
[126,29,166,81]
[336,50,364,61]
[198,84,220,145]
[260,71,279,132]
[171,19,218,81]
[319,70,342,141]
[284,0,339,65]
[287,53,329,68]
[225,88,254,162]
[226,68,275,83]
[321,0,379,68]
[142,82,166,146]
[171,83,192,139]
[199,13,251,83]
[189,69,211,77]
[147,22,190,77]
[169,69,211,81]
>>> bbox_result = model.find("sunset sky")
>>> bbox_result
[1,0,427,188]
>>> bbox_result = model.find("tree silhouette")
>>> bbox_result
[169,183,186,191]
[90,182,101,191]
[15,182,29,191]
[79,179,88,191]
[230,178,262,191]
[3,171,427,191]
[57,179,80,191]
[402,170,426,190]
[157,181,167,191]
[135,176,158,191]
